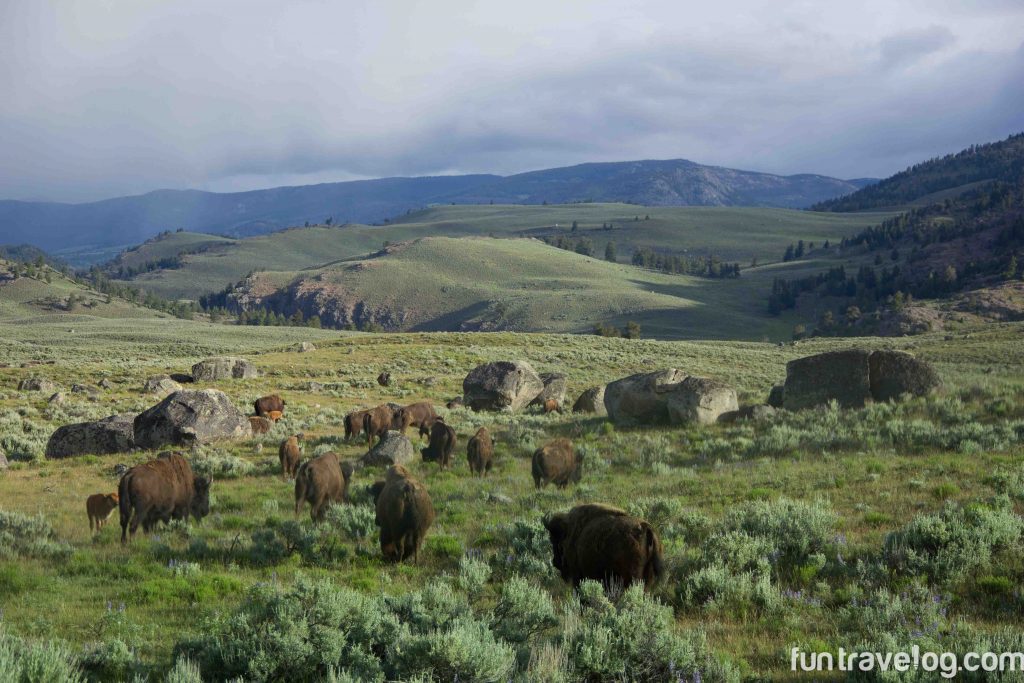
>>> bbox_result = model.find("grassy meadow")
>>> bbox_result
[2,269,1024,680]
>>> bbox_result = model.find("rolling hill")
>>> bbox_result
[104,203,894,301]
[0,159,874,259]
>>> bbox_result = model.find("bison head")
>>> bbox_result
[542,513,569,575]
[191,477,212,521]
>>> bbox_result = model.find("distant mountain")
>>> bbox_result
[0,160,874,256]
[811,132,1024,212]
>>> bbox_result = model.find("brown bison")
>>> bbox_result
[86,492,119,532]
[294,452,353,523]
[118,453,211,544]
[254,394,285,418]
[394,401,438,436]
[375,465,434,563]
[543,398,562,414]
[279,433,304,478]
[532,438,582,488]
[421,419,457,469]
[363,404,396,447]
[249,415,272,434]
[344,409,370,441]
[377,372,391,387]
[467,427,494,476]
[543,503,664,591]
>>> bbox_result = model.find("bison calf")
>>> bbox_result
[467,427,494,476]
[87,492,119,532]
[542,399,562,414]
[279,433,304,478]
[421,419,456,469]
[543,504,664,591]
[375,465,434,563]
[119,453,211,544]
[254,394,285,418]
[532,438,582,488]
[249,415,272,434]
[294,452,353,523]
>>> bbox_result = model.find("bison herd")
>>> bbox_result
[87,389,663,593]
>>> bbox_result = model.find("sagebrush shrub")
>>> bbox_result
[0,509,72,561]
[0,628,84,683]
[490,574,558,644]
[721,497,836,576]
[389,617,516,682]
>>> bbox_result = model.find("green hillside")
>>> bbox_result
[109,203,893,301]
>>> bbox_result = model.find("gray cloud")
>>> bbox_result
[1,0,1023,202]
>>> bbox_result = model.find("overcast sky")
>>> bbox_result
[2,0,1023,202]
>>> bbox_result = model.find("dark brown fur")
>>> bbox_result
[344,409,369,441]
[394,401,438,436]
[531,438,582,488]
[249,415,272,434]
[118,453,211,544]
[279,433,303,478]
[254,394,285,417]
[543,504,664,591]
[466,427,493,476]
[363,404,396,447]
[377,372,391,387]
[375,465,435,563]
[87,492,119,532]
[293,452,352,523]
[421,420,456,469]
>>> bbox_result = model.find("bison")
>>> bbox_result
[294,452,353,523]
[363,404,396,447]
[377,372,391,387]
[543,398,562,414]
[86,492,119,533]
[375,465,434,563]
[467,426,494,477]
[344,409,370,441]
[543,503,664,591]
[249,415,272,434]
[279,433,304,478]
[118,452,211,544]
[393,401,438,436]
[254,394,286,418]
[421,419,456,469]
[532,438,582,489]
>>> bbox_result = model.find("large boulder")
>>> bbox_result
[362,430,415,467]
[133,389,250,449]
[462,361,544,412]
[603,369,688,426]
[45,414,135,459]
[143,375,183,395]
[666,376,739,425]
[530,373,568,407]
[869,350,942,401]
[19,378,57,393]
[298,342,317,353]
[783,349,872,411]
[190,357,258,381]
[572,385,608,416]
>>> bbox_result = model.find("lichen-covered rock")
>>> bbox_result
[530,373,568,407]
[143,375,183,395]
[462,360,544,412]
[362,430,415,467]
[868,350,941,401]
[603,369,688,426]
[133,389,250,449]
[666,376,739,425]
[45,414,135,459]
[190,357,258,381]
[298,342,317,353]
[572,385,607,416]
[19,378,57,393]
[47,392,65,405]
[783,349,872,410]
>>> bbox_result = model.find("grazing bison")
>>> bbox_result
[532,438,582,489]
[375,465,435,563]
[279,433,304,478]
[344,409,370,441]
[294,452,353,523]
[86,493,119,532]
[467,427,494,477]
[542,399,562,414]
[363,404,396,447]
[377,372,391,387]
[253,394,285,418]
[394,401,438,436]
[421,419,457,469]
[543,504,664,591]
[249,415,272,434]
[118,453,211,544]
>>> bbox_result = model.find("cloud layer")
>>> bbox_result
[2,0,1023,202]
